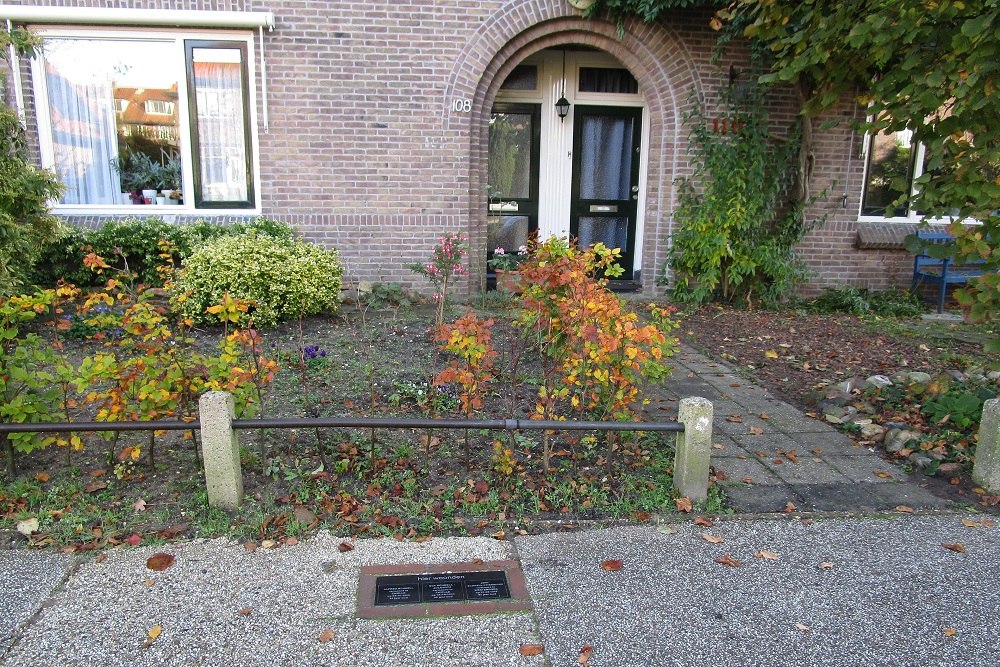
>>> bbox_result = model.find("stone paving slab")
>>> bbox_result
[518,517,1000,667]
[0,551,72,655]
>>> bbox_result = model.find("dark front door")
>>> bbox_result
[487,103,540,279]
[570,105,642,282]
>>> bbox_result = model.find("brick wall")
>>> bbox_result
[2,0,915,296]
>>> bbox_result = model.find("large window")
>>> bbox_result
[32,31,257,211]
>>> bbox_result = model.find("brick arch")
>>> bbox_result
[445,4,706,292]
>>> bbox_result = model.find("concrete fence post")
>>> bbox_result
[973,399,1000,493]
[199,391,244,510]
[674,396,714,502]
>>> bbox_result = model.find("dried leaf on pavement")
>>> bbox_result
[700,533,724,544]
[600,559,624,572]
[754,550,780,561]
[577,645,593,666]
[319,628,335,643]
[519,644,544,656]
[675,497,693,513]
[715,555,741,567]
[145,553,175,571]
[943,543,966,553]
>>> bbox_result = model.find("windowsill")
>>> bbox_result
[52,206,261,217]
[855,220,951,250]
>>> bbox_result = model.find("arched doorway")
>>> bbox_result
[486,47,648,287]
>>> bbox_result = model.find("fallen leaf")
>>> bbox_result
[749,426,765,436]
[244,541,258,553]
[237,608,253,616]
[285,537,299,546]
[983,519,996,527]
[943,543,966,553]
[142,625,162,648]
[758,412,770,420]
[795,623,811,632]
[634,510,651,522]
[961,519,981,528]
[675,497,693,513]
[125,533,142,546]
[145,553,175,571]
[693,517,714,527]
[755,550,780,561]
[701,533,724,544]
[715,554,741,567]
[16,517,39,536]
[260,539,277,549]
[765,350,779,359]
[578,645,593,666]
[874,471,893,479]
[519,644,544,656]
[319,628,335,643]
[94,553,107,564]
[600,559,624,571]
[800,518,814,526]
[133,499,147,513]
[88,468,106,478]
[943,627,957,637]
[338,541,354,553]
[84,480,108,493]
[895,505,914,513]
[818,561,834,570]
[741,475,754,484]
[726,414,743,423]
[783,502,797,513]
[144,578,155,588]
[492,530,506,540]
[34,472,50,483]
[811,448,823,455]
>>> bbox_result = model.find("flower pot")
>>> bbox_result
[142,188,157,204]
[155,195,167,205]
[494,269,522,293]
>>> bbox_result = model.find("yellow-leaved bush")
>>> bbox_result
[170,234,343,327]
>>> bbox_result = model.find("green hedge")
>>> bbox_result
[170,234,344,327]
[29,217,294,288]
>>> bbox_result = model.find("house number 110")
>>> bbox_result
[451,98,472,113]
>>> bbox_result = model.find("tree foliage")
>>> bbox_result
[587,0,1000,329]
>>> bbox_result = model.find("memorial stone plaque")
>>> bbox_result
[374,570,512,606]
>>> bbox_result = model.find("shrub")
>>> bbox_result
[30,217,294,288]
[805,287,924,318]
[171,234,344,327]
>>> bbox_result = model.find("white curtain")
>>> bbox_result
[44,63,119,205]
[193,61,248,202]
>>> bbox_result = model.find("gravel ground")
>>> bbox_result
[0,534,542,667]
[0,551,71,654]
[4,517,1000,667]
[516,516,1000,667]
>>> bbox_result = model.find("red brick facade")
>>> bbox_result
[2,0,913,296]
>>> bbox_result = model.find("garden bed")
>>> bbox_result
[1,299,697,552]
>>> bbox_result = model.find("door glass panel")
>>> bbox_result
[578,216,628,252]
[487,215,530,254]
[579,116,633,200]
[861,127,914,216]
[578,67,638,94]
[500,65,537,91]
[488,112,533,199]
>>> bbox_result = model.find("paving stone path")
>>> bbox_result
[648,345,953,513]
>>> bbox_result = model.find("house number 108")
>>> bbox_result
[451,98,472,113]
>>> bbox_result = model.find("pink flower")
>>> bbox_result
[495,247,506,256]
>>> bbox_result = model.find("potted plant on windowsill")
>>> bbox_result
[487,245,529,292]
[110,151,157,204]
[159,155,182,205]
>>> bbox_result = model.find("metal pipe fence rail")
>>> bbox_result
[2,391,715,510]
[0,417,686,434]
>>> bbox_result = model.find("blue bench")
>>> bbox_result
[910,231,988,313]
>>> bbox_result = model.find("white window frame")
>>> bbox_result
[29,26,262,216]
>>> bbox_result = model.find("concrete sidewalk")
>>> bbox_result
[2,516,999,666]
[651,345,954,513]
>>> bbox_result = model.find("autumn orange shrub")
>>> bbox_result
[516,237,678,473]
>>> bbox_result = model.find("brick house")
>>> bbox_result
[1,1,922,296]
